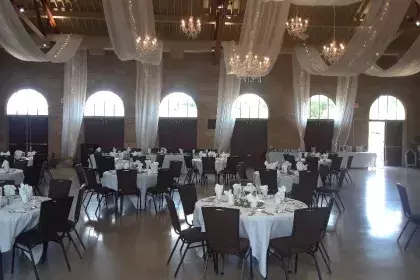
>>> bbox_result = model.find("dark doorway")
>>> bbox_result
[8,116,48,156]
[231,119,268,168]
[304,120,334,152]
[385,121,403,166]
[158,118,197,150]
[84,118,125,150]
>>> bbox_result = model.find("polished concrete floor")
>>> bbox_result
[2,167,420,280]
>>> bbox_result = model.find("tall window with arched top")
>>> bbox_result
[369,95,405,120]
[84,91,124,117]
[232,93,269,119]
[83,91,125,151]
[159,92,198,118]
[309,94,335,119]
[7,89,48,115]
[158,92,198,150]
[7,89,49,155]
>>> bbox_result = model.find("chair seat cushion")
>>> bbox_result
[409,214,420,224]
[269,236,311,256]
[147,187,170,194]
[180,227,205,243]
[15,229,58,248]
[96,187,115,194]
[316,187,337,194]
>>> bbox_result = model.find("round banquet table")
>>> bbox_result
[101,170,158,209]
[193,196,307,277]
[192,158,227,174]
[0,168,24,185]
[0,196,49,265]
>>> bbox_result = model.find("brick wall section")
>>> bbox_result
[1,49,420,158]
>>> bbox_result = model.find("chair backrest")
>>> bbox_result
[165,195,182,233]
[116,169,138,194]
[33,154,48,167]
[202,157,216,172]
[299,170,319,191]
[74,164,87,186]
[184,155,193,169]
[202,207,241,255]
[74,185,86,224]
[259,169,278,194]
[346,156,354,169]
[396,183,412,218]
[178,183,198,216]
[156,169,173,189]
[157,154,165,168]
[330,157,343,171]
[335,169,346,192]
[38,197,74,240]
[226,156,240,171]
[305,157,319,172]
[328,153,338,160]
[23,165,42,187]
[290,182,313,206]
[169,160,183,178]
[83,168,100,190]
[39,161,48,180]
[48,179,72,199]
[14,159,28,170]
[291,207,330,250]
[236,162,247,179]
[318,164,330,185]
[101,156,115,173]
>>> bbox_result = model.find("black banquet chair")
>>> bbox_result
[201,157,217,185]
[48,179,72,200]
[259,169,278,194]
[116,169,141,214]
[396,183,420,250]
[317,169,346,213]
[178,183,198,227]
[146,169,172,212]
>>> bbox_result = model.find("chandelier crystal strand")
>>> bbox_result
[286,6,309,40]
[180,0,201,39]
[322,5,345,64]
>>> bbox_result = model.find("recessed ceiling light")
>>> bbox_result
[226,15,231,19]
[19,7,25,13]
[42,43,48,47]
[416,20,420,27]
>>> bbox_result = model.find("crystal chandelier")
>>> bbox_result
[286,7,309,40]
[228,46,271,83]
[135,35,158,58]
[322,6,345,64]
[180,0,201,39]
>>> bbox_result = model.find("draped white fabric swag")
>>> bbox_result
[135,62,162,150]
[214,42,241,153]
[295,0,411,76]
[102,0,162,65]
[0,0,82,62]
[292,53,310,150]
[61,51,88,159]
[263,0,362,5]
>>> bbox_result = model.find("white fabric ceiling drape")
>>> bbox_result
[292,52,311,150]
[214,42,241,153]
[102,0,162,65]
[0,0,82,62]
[135,62,162,150]
[332,76,358,151]
[295,0,411,76]
[61,50,87,160]
[264,0,361,4]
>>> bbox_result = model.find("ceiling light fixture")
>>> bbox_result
[322,6,345,64]
[180,0,201,39]
[19,7,25,13]
[286,6,309,40]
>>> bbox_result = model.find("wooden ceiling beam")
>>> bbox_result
[40,0,59,33]
[10,0,46,41]
[213,0,229,64]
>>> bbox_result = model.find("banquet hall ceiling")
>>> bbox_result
[12,0,420,53]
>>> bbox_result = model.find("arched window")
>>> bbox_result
[232,93,268,119]
[7,89,48,115]
[369,95,405,120]
[159,92,197,118]
[309,94,335,119]
[84,91,124,117]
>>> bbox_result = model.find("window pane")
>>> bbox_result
[159,92,197,118]
[309,95,334,120]
[232,94,269,119]
[84,91,124,117]
[378,95,388,120]
[396,101,405,120]
[7,89,48,116]
[370,95,405,121]
[369,100,379,120]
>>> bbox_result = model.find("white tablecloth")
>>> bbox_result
[0,196,49,263]
[0,168,24,184]
[253,171,299,193]
[101,170,158,209]
[161,154,186,173]
[192,158,227,174]
[267,151,376,168]
[193,196,307,277]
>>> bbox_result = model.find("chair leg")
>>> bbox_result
[86,192,94,209]
[312,253,323,280]
[397,220,410,242]
[220,254,225,275]
[179,241,185,252]
[334,199,342,213]
[240,256,245,280]
[0,251,3,280]
[319,248,331,273]
[67,233,82,259]
[152,195,158,213]
[294,254,298,273]
[28,248,40,280]
[174,243,190,277]
[281,257,290,280]
[249,249,253,279]
[320,241,330,262]
[58,240,71,271]
[167,237,181,265]
[73,229,86,251]
[404,225,419,250]
[10,245,16,274]
[336,194,345,210]
[202,251,210,280]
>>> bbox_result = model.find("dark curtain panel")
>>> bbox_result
[84,118,125,149]
[158,118,197,150]
[8,116,48,155]
[385,121,403,166]
[231,119,268,169]
[304,120,334,152]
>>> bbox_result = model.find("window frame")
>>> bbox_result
[159,92,198,118]
[369,95,405,121]
[84,91,125,117]
[231,93,269,119]
[6,89,49,116]
[309,94,336,120]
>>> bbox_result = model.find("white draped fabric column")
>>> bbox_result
[0,1,82,62]
[292,52,310,150]
[332,76,358,151]
[61,50,88,160]
[135,62,162,150]
[214,43,241,153]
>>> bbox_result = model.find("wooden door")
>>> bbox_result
[385,122,403,166]
[158,118,197,150]
[231,119,268,168]
[84,118,125,149]
[29,117,48,155]
[8,116,48,155]
[304,120,334,152]
[9,116,28,153]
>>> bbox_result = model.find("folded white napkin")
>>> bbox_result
[3,185,16,196]
[179,149,183,155]
[224,190,234,206]
[260,185,268,196]
[275,186,286,205]
[145,159,152,169]
[132,151,139,157]
[208,151,217,157]
[109,152,117,158]
[281,161,291,173]
[0,151,10,156]
[192,149,195,155]
[27,151,36,157]
[296,161,307,171]
[148,148,152,154]
[160,147,167,154]
[2,160,10,172]
[246,193,258,208]
[150,162,159,173]
[232,183,242,198]
[96,147,102,153]
[214,184,223,200]
[113,147,117,153]
[14,150,24,159]
[115,162,123,170]
[304,152,308,157]
[199,151,207,158]
[264,161,278,170]
[243,183,256,193]
[123,161,130,169]
[126,147,131,153]
[19,184,33,203]
[315,152,321,157]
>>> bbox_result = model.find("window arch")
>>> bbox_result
[159,92,197,118]
[232,93,268,119]
[7,89,48,115]
[309,94,335,119]
[84,91,124,117]
[369,95,405,120]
